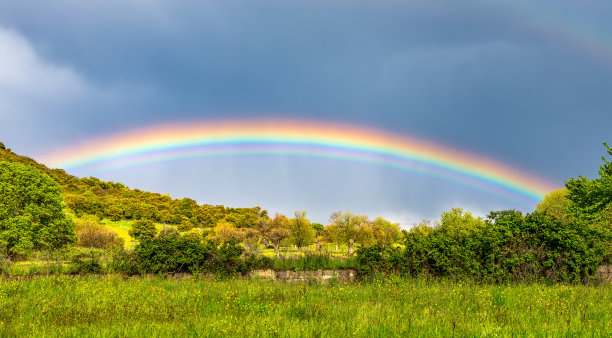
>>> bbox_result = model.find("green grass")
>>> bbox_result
[0,276,610,337]
[100,219,134,247]
[266,253,358,271]
[100,219,176,250]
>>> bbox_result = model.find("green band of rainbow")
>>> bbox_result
[38,119,557,205]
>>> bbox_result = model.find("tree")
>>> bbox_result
[371,217,402,247]
[0,161,75,259]
[210,219,244,244]
[566,143,612,224]
[311,223,325,250]
[177,217,194,232]
[311,223,324,237]
[328,210,368,254]
[290,210,315,250]
[106,204,124,222]
[536,188,570,222]
[355,221,375,247]
[129,219,157,242]
[260,213,291,253]
[323,224,341,251]
[243,228,260,252]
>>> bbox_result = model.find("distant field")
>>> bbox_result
[0,276,610,337]
[100,219,180,250]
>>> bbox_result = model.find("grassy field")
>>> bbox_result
[100,219,177,250]
[0,276,610,337]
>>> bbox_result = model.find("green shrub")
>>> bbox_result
[69,250,104,274]
[129,219,157,242]
[111,236,247,276]
[395,209,609,283]
[131,236,215,274]
[356,244,404,278]
[177,219,194,232]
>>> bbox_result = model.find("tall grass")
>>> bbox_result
[267,252,358,271]
[0,276,610,337]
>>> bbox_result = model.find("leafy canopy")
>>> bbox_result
[566,142,612,223]
[0,161,75,258]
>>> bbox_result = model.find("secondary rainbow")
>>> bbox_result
[39,119,557,204]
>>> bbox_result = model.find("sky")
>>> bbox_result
[1,0,611,226]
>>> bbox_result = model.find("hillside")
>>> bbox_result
[0,142,268,229]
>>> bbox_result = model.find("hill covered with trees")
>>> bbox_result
[0,141,267,229]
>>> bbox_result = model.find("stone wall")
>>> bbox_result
[250,269,356,284]
[597,265,612,282]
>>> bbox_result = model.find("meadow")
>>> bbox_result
[0,276,610,337]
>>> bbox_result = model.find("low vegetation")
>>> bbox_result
[0,276,610,336]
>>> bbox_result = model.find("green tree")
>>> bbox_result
[260,213,291,253]
[290,210,315,250]
[323,224,341,251]
[210,219,244,244]
[311,222,325,250]
[311,223,324,237]
[371,217,402,247]
[328,211,368,254]
[0,161,75,259]
[565,142,612,263]
[106,204,124,222]
[178,217,194,232]
[243,228,260,252]
[536,188,570,222]
[566,142,612,223]
[129,219,157,242]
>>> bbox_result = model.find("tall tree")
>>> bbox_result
[0,161,75,259]
[328,211,368,254]
[290,210,315,250]
[536,188,570,223]
[260,213,291,254]
[566,142,612,224]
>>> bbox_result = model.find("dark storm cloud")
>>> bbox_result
[1,0,611,224]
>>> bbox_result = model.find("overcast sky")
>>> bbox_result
[1,1,611,226]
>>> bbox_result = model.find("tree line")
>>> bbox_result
[0,141,610,283]
[127,209,402,254]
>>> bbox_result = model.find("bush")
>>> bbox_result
[69,250,104,274]
[129,219,157,242]
[396,210,609,283]
[131,236,214,274]
[157,226,180,239]
[177,219,194,232]
[356,244,404,278]
[76,221,123,249]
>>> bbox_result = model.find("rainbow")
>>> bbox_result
[505,2,612,65]
[38,119,557,205]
